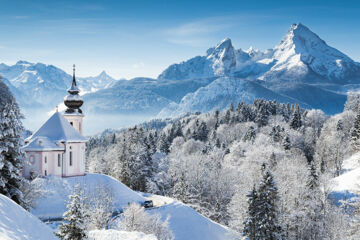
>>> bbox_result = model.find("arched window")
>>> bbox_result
[44,156,47,164]
[44,170,47,176]
[69,151,72,166]
[79,122,81,132]
[70,122,73,126]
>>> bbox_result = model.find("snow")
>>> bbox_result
[25,111,87,144]
[23,136,64,151]
[0,194,57,240]
[158,77,309,118]
[271,23,359,81]
[31,173,146,219]
[148,201,238,240]
[88,230,157,240]
[331,152,360,193]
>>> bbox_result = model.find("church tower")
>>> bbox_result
[63,64,84,135]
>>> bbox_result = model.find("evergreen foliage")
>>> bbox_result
[57,185,87,240]
[0,81,25,206]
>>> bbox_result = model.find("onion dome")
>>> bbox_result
[64,64,83,114]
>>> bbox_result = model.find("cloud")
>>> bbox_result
[164,16,238,46]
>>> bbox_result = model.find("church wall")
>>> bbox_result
[23,151,42,179]
[63,142,86,177]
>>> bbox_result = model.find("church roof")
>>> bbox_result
[23,136,65,151]
[26,112,87,144]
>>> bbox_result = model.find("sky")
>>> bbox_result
[0,0,360,79]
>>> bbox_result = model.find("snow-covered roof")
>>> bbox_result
[26,112,87,143]
[23,136,64,151]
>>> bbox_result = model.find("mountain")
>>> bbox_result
[0,61,117,109]
[1,23,359,133]
[265,23,360,83]
[156,23,360,116]
[158,77,310,117]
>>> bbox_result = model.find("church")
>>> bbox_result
[23,65,87,178]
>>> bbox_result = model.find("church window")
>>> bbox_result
[70,151,73,166]
[58,154,61,167]
[44,170,47,176]
[44,156,47,164]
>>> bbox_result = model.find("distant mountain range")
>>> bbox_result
[1,23,360,125]
[0,61,117,110]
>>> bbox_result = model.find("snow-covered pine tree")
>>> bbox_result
[282,135,291,150]
[243,185,259,240]
[351,111,360,151]
[243,126,256,142]
[0,83,25,206]
[57,185,87,240]
[290,104,302,130]
[300,161,323,240]
[257,164,283,240]
[158,133,170,154]
[229,102,235,112]
[196,122,209,142]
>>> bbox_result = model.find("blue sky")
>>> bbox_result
[0,0,359,79]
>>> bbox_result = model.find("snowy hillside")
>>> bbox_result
[149,201,237,240]
[31,173,145,219]
[331,152,360,195]
[0,194,57,240]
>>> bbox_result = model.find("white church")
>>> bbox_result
[23,65,87,178]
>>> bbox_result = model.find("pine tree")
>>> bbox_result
[229,102,235,112]
[243,126,256,142]
[257,164,283,240]
[196,122,209,142]
[290,104,302,130]
[224,110,231,124]
[282,135,291,150]
[352,112,360,150]
[158,133,170,154]
[243,185,259,240]
[57,185,87,240]
[0,98,25,206]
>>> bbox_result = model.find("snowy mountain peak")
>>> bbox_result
[270,23,360,82]
[207,37,236,75]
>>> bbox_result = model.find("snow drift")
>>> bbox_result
[0,194,57,240]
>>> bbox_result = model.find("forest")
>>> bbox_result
[86,96,360,239]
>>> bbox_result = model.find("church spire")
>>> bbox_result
[68,64,80,94]
[64,64,83,114]
[72,64,77,86]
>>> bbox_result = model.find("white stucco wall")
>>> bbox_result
[63,114,84,135]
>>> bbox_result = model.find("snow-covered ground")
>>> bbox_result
[31,173,145,219]
[89,229,157,240]
[141,193,237,239]
[0,194,57,240]
[330,152,360,203]
[29,173,236,239]
[148,201,238,240]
